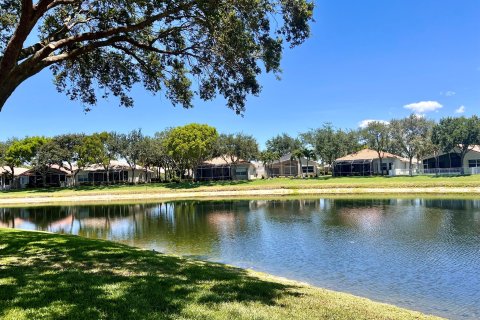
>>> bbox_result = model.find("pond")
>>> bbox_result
[1,198,480,319]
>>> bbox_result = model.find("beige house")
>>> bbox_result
[75,160,153,185]
[196,157,257,181]
[0,167,29,190]
[333,149,412,176]
[265,154,320,177]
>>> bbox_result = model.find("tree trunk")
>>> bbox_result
[0,76,22,112]
[8,166,15,189]
[378,156,383,176]
[105,167,110,184]
[73,170,80,187]
[131,167,136,184]
[297,157,302,178]
[409,157,413,176]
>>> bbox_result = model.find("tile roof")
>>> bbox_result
[335,149,408,162]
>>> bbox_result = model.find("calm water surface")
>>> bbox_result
[1,198,480,319]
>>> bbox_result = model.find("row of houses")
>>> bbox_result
[195,155,320,181]
[2,146,480,189]
[0,161,153,190]
[333,146,480,176]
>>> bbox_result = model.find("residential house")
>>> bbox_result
[421,145,480,175]
[265,153,319,177]
[333,149,412,176]
[75,160,153,185]
[0,167,30,190]
[195,157,257,181]
[19,165,70,188]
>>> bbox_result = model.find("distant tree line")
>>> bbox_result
[0,124,259,184]
[261,115,480,176]
[1,115,480,183]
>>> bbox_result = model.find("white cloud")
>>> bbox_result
[358,119,389,129]
[403,101,443,114]
[441,91,456,97]
[455,105,465,114]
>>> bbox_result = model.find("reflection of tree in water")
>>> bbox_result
[318,198,480,240]
[0,206,73,229]
[421,199,480,235]
[0,202,252,254]
[2,198,480,251]
[251,199,321,219]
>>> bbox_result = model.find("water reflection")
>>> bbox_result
[1,198,480,319]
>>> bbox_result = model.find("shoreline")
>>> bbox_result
[0,228,443,319]
[1,186,480,205]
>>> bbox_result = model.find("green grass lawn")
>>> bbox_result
[0,229,441,320]
[2,175,480,199]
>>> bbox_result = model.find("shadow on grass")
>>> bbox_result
[0,230,298,319]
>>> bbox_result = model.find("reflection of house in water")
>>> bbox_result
[422,199,480,211]
[331,205,384,230]
[248,199,321,215]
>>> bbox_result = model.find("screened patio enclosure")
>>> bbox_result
[333,159,374,177]
[422,153,461,169]
[196,165,232,181]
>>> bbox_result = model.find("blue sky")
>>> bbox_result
[1,0,479,148]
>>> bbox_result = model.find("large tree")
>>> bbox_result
[165,123,218,180]
[216,133,259,163]
[432,116,480,173]
[78,132,119,183]
[301,124,361,174]
[390,114,434,175]
[3,136,47,180]
[118,129,144,183]
[361,121,391,175]
[52,133,85,185]
[31,138,63,187]
[265,133,301,157]
[0,1,314,112]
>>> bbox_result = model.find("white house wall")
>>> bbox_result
[371,158,411,174]
[462,150,480,167]
[129,170,152,183]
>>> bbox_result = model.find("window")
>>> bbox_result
[468,159,480,167]
[78,174,89,183]
[302,166,314,173]
[381,163,388,171]
[235,167,247,177]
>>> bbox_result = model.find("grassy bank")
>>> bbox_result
[0,229,441,320]
[2,175,480,199]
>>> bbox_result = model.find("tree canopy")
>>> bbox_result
[164,123,218,179]
[390,114,434,172]
[302,123,361,168]
[361,121,391,175]
[432,116,480,167]
[216,133,259,164]
[265,133,301,157]
[0,0,314,112]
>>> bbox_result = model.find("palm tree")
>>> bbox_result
[260,151,279,178]
[302,148,316,177]
[291,149,304,177]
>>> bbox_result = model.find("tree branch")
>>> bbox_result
[0,0,35,75]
